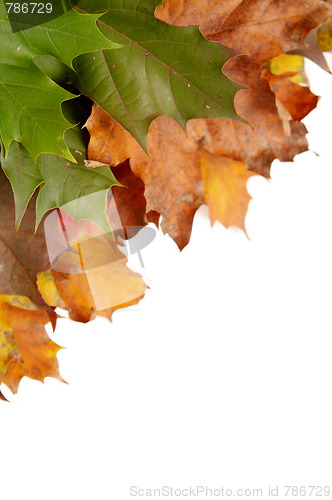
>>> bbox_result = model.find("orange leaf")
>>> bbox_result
[0,300,62,394]
[266,73,319,122]
[48,215,147,322]
[86,104,139,167]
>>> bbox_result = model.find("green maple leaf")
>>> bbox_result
[1,120,120,234]
[72,0,243,150]
[0,2,121,162]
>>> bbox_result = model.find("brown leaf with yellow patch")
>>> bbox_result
[200,150,255,230]
[85,102,306,246]
[261,55,319,122]
[156,0,312,179]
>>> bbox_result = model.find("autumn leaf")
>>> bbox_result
[0,164,147,394]
[0,295,62,394]
[87,107,204,249]
[261,55,319,122]
[45,212,147,322]
[0,169,64,393]
[52,259,147,324]
[86,105,261,247]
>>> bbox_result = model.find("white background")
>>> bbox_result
[1,57,332,500]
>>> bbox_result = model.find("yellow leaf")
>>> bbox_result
[200,150,254,231]
[317,19,332,51]
[269,54,304,75]
[37,271,66,309]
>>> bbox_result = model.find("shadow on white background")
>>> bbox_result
[1,57,332,499]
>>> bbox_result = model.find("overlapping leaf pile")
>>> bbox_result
[0,0,331,398]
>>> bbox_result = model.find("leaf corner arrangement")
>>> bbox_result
[0,0,331,398]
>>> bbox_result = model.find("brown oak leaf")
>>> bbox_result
[85,106,260,247]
